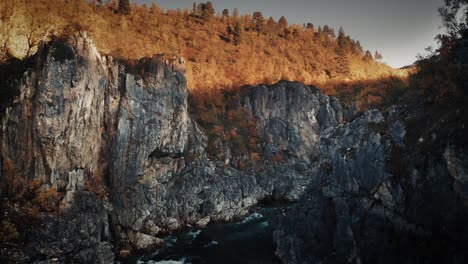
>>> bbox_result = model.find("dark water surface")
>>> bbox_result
[123,202,291,264]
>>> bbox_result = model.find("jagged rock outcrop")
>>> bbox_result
[274,101,468,263]
[0,34,344,262]
[1,33,117,263]
[108,78,344,250]
[241,82,342,166]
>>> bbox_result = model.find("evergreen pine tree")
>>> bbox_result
[233,21,241,45]
[374,51,383,60]
[364,50,373,61]
[355,41,364,54]
[192,2,197,16]
[279,16,288,29]
[222,9,229,17]
[118,0,131,15]
[202,2,215,19]
[267,17,276,32]
[252,12,265,34]
[337,27,350,53]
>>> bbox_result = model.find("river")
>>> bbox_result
[122,202,291,264]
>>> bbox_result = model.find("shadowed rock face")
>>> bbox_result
[273,103,468,263]
[107,75,344,251]
[456,38,468,65]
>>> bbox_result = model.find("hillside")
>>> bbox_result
[0,0,406,94]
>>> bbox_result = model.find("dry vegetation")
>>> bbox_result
[0,0,407,94]
[0,0,414,171]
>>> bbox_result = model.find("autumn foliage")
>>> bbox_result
[324,76,409,111]
[0,0,404,93]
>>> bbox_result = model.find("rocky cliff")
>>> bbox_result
[1,34,467,263]
[0,34,343,263]
[274,97,468,262]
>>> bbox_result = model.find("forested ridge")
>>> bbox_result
[0,0,405,95]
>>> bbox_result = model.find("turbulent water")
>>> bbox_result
[124,203,291,264]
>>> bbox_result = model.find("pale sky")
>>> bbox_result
[135,0,445,68]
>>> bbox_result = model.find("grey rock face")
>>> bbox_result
[389,120,406,146]
[274,109,392,263]
[242,82,342,166]
[1,33,114,186]
[1,33,116,263]
[107,79,344,247]
[344,101,358,121]
[274,105,468,263]
[28,191,114,264]
[0,34,345,262]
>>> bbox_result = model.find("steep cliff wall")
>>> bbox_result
[0,34,344,262]
[274,100,468,263]
[1,33,118,263]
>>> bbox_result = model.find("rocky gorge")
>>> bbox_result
[0,34,467,263]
